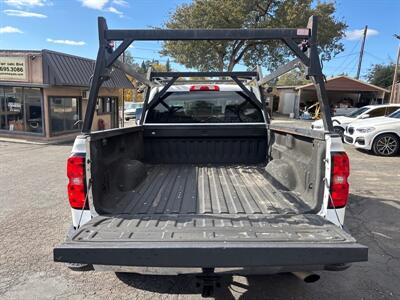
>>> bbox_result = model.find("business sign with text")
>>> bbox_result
[0,56,27,81]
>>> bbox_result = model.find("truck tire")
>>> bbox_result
[372,133,400,156]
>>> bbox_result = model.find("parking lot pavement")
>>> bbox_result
[0,141,399,300]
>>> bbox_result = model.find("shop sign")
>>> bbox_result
[0,56,27,81]
[8,102,22,112]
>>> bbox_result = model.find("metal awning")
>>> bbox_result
[0,82,49,88]
[42,50,134,89]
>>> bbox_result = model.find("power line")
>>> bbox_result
[331,38,362,75]
[330,52,360,60]
[364,51,389,64]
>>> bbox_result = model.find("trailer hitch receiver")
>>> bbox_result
[196,268,221,298]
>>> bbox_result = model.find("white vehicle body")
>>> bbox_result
[344,109,400,155]
[311,104,400,133]
[58,81,366,276]
[54,18,367,293]
[70,83,346,230]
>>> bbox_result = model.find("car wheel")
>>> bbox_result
[372,134,400,156]
[333,127,345,140]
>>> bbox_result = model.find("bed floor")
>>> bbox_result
[113,164,310,216]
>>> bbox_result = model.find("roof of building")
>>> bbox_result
[42,50,133,89]
[295,76,390,93]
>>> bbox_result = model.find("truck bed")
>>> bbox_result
[54,136,368,269]
[114,164,311,216]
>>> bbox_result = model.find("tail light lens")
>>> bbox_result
[67,155,87,209]
[329,152,350,208]
[190,85,220,91]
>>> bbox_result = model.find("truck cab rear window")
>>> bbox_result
[145,91,264,123]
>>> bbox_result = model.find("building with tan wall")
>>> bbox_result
[0,50,133,142]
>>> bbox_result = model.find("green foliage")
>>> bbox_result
[140,61,147,73]
[161,0,347,71]
[366,63,396,88]
[276,68,310,86]
[138,59,170,73]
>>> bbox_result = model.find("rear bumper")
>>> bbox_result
[92,264,348,274]
[54,241,367,268]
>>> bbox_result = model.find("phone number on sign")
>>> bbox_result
[0,66,24,72]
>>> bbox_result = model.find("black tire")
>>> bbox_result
[372,133,400,156]
[333,126,345,139]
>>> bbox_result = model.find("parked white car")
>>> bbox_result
[344,109,400,156]
[311,104,400,137]
[124,102,143,121]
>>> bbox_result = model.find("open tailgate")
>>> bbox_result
[54,214,367,267]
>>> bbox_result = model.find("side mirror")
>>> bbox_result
[360,114,370,119]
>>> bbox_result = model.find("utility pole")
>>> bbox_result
[390,35,400,103]
[356,25,368,79]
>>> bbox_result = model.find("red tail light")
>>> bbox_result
[190,85,220,91]
[67,155,87,209]
[329,152,349,208]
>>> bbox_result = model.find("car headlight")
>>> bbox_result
[356,127,375,133]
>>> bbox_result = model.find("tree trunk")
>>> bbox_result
[227,62,235,72]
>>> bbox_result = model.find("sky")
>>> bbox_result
[0,0,399,80]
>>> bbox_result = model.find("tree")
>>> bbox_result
[138,59,171,73]
[276,68,310,86]
[166,58,172,72]
[366,63,396,88]
[140,60,147,73]
[161,0,347,72]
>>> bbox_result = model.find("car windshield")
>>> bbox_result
[125,103,142,110]
[346,107,370,118]
[146,91,264,123]
[388,109,400,119]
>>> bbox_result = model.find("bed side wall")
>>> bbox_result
[143,125,268,164]
[89,127,145,214]
[267,127,326,212]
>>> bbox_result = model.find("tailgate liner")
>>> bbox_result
[54,214,368,267]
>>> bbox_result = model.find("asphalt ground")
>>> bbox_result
[0,141,399,300]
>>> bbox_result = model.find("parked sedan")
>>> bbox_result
[311,104,400,137]
[344,109,400,156]
[124,102,143,121]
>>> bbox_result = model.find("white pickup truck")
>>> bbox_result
[53,16,367,296]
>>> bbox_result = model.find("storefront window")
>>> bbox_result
[24,88,42,133]
[97,96,114,114]
[49,97,81,135]
[0,87,43,134]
